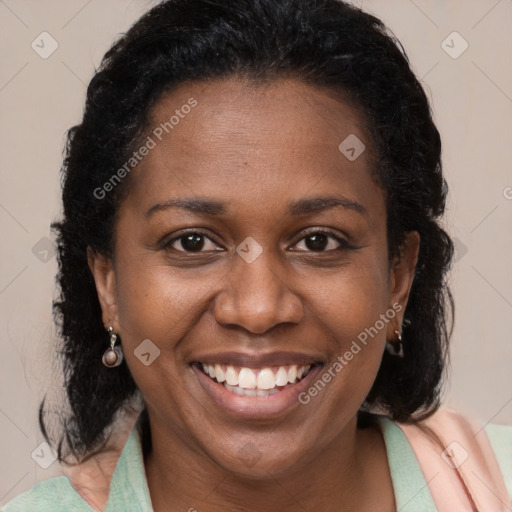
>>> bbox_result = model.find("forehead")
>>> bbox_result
[124,77,384,224]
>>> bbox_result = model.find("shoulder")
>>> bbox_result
[1,476,93,512]
[2,409,144,512]
[396,407,512,502]
[2,411,146,512]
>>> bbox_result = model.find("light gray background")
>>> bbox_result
[1,0,511,504]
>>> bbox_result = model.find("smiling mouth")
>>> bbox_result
[195,362,316,397]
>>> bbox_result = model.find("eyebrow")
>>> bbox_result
[145,194,369,219]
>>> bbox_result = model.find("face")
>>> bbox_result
[89,77,419,477]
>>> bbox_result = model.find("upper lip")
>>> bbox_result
[191,351,324,368]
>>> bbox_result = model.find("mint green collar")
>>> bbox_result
[375,415,437,511]
[105,415,437,511]
[104,423,153,511]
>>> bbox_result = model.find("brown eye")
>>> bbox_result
[164,231,220,253]
[304,233,329,251]
[292,230,352,252]
[177,233,206,252]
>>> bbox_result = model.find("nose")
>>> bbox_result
[213,249,303,335]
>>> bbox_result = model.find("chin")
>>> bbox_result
[207,439,308,479]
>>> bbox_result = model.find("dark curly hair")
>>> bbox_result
[41,0,454,463]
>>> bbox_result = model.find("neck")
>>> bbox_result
[143,412,393,512]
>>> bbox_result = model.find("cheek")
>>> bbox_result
[114,241,391,345]
[309,255,390,341]
[112,259,205,402]
[114,253,215,349]
[304,254,391,395]
[299,267,390,421]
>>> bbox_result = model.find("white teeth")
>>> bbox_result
[200,363,312,392]
[287,364,297,383]
[238,367,257,389]
[225,365,239,386]
[230,384,245,396]
[257,368,275,390]
[225,383,287,397]
[275,367,289,386]
[214,364,225,383]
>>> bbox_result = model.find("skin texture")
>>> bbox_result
[89,77,420,511]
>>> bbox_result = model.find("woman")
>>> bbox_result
[3,0,511,510]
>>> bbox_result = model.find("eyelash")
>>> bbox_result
[163,228,354,254]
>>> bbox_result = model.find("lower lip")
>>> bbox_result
[192,363,324,420]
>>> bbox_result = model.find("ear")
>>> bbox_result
[87,247,119,332]
[387,231,420,335]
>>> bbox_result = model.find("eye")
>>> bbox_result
[163,228,353,254]
[164,230,221,253]
[291,230,352,252]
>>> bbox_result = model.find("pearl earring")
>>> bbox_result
[102,326,124,367]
